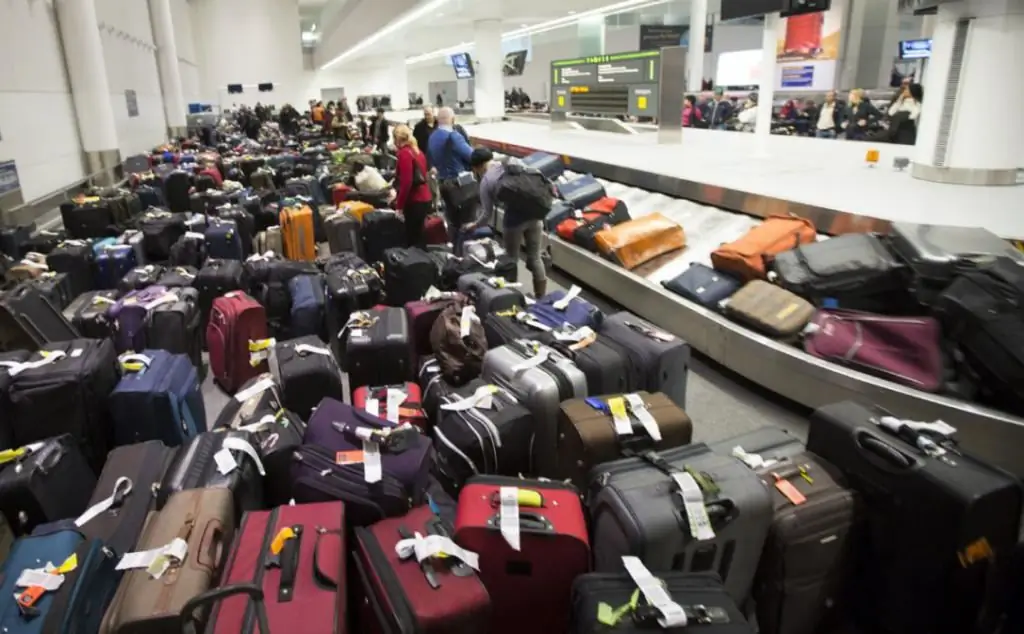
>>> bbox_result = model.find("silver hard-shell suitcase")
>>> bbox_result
[599,311,690,409]
[888,222,1023,285]
[481,340,587,476]
[325,211,362,256]
[255,226,283,256]
[456,273,525,315]
[587,442,773,603]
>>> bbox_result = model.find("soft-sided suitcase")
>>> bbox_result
[62,198,119,239]
[7,338,119,469]
[544,200,575,233]
[555,335,640,396]
[194,258,248,327]
[109,350,206,447]
[557,175,606,209]
[587,443,774,603]
[662,263,741,309]
[108,285,169,353]
[361,210,405,264]
[207,291,268,394]
[353,504,491,634]
[711,216,817,282]
[280,204,317,262]
[352,382,427,430]
[480,340,588,476]
[0,434,95,536]
[273,335,344,419]
[0,281,80,352]
[99,488,236,634]
[383,247,438,307]
[428,297,487,387]
[205,218,245,261]
[117,263,164,295]
[63,289,117,340]
[159,430,263,516]
[457,273,525,315]
[595,213,687,270]
[46,239,95,298]
[521,151,564,180]
[325,211,363,256]
[557,391,692,490]
[600,311,690,410]
[169,231,208,269]
[723,280,815,339]
[571,568,756,633]
[481,310,556,349]
[404,297,458,358]
[528,286,603,330]
[344,306,413,389]
[287,273,326,338]
[29,271,74,311]
[139,210,187,261]
[146,286,203,375]
[0,350,31,448]
[454,476,590,634]
[806,401,1023,634]
[156,265,197,288]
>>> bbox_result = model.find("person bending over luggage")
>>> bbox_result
[393,124,434,248]
[428,106,475,242]
[469,147,547,298]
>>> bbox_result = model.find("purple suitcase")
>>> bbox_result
[108,285,171,353]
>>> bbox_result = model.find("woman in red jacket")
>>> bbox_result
[392,124,433,247]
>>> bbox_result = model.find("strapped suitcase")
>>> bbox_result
[587,443,774,603]
[99,488,236,634]
[599,311,691,410]
[557,391,692,490]
[0,282,80,352]
[46,239,95,298]
[207,291,268,394]
[383,247,438,307]
[555,334,640,396]
[528,286,604,330]
[205,218,245,261]
[353,505,491,634]
[7,339,119,469]
[138,210,187,261]
[361,210,405,264]
[206,501,345,634]
[109,350,206,447]
[280,204,317,262]
[662,263,742,309]
[595,213,686,270]
[194,259,248,327]
[429,297,487,387]
[117,264,164,295]
[63,289,117,340]
[324,210,362,256]
[287,273,326,339]
[28,271,74,311]
[351,382,427,431]
[159,431,263,516]
[480,340,588,476]
[711,215,817,282]
[345,306,413,389]
[95,244,138,290]
[723,280,815,339]
[0,435,95,536]
[556,174,606,209]
[273,335,344,419]
[807,401,1023,634]
[456,273,525,315]
[454,475,590,634]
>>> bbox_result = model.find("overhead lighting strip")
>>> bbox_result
[405,0,670,65]
[320,0,456,70]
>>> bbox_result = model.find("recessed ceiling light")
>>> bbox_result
[568,10,576,14]
[311,24,317,31]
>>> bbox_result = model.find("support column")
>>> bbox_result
[149,0,187,139]
[577,15,606,57]
[55,0,121,185]
[473,19,505,120]
[755,13,779,140]
[687,0,708,92]
[390,53,410,111]
[913,0,1024,185]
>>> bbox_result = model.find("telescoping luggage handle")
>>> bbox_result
[179,584,270,634]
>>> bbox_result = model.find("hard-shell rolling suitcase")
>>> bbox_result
[571,568,756,633]
[351,382,427,430]
[662,263,742,309]
[324,266,382,363]
[98,488,236,634]
[600,311,691,410]
[557,391,692,491]
[806,401,1024,634]
[457,273,525,315]
[46,239,95,298]
[287,273,326,339]
[0,282,80,352]
[325,211,362,256]
[353,505,490,634]
[344,306,413,389]
[109,350,206,447]
[95,244,138,290]
[0,435,96,536]
[159,430,263,517]
[723,281,815,339]
[273,335,344,419]
[361,210,405,265]
[587,443,774,603]
[521,151,564,181]
[205,218,245,261]
[557,175,606,210]
[480,340,588,476]
[280,205,317,262]
[383,247,438,307]
[169,231,208,269]
[117,264,164,295]
[194,258,248,326]
[62,290,117,340]
[454,476,590,634]
[207,291,268,394]
[528,286,604,330]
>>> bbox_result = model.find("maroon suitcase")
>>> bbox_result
[403,298,456,357]
[423,215,448,246]
[206,501,346,634]
[207,291,269,394]
[353,505,490,634]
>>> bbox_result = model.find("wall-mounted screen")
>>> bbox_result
[451,53,475,79]
[716,49,764,87]
[899,38,932,59]
[227,84,243,94]
[720,0,783,21]
[258,83,274,92]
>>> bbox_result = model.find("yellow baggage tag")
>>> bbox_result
[56,554,78,574]
[607,397,633,436]
[0,447,26,466]
[270,527,296,556]
[516,489,543,508]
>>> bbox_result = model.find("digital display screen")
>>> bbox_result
[899,38,932,59]
[451,53,475,79]
[720,0,783,21]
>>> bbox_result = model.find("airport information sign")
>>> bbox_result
[550,50,661,117]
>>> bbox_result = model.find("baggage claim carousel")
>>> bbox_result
[462,130,1024,480]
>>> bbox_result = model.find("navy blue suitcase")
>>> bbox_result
[288,273,326,339]
[109,349,206,447]
[556,175,605,210]
[94,244,137,290]
[0,528,120,633]
[204,219,244,261]
[661,263,742,309]
[521,152,564,181]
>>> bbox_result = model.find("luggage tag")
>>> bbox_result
[214,437,266,477]
[551,285,582,311]
[670,471,716,541]
[459,305,479,338]
[18,259,48,271]
[514,311,551,331]
[623,320,676,342]
[7,350,67,377]
[116,537,188,579]
[173,267,197,281]
[338,311,375,340]
[606,397,634,436]
[248,338,276,366]
[620,557,688,627]
[395,531,481,571]
[624,394,662,442]
[440,384,499,412]
[499,487,522,551]
[873,416,957,463]
[75,477,133,527]
[143,293,180,311]
[234,375,277,403]
[294,343,332,357]
[771,472,807,506]
[731,446,778,470]
[511,344,551,372]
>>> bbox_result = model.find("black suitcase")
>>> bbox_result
[7,338,119,470]
[247,259,319,338]
[0,350,31,449]
[662,263,741,310]
[361,210,405,264]
[324,265,383,363]
[215,204,256,259]
[194,258,248,326]
[20,229,65,256]
[345,306,412,389]
[76,440,173,556]
[482,310,556,348]
[806,401,1024,634]
[273,335,345,419]
[62,200,119,239]
[29,272,74,311]
[600,311,690,410]
[117,263,164,295]
[441,252,518,288]
[0,434,96,537]
[0,224,32,259]
[162,170,192,213]
[169,231,208,269]
[0,282,80,352]
[383,247,438,306]
[573,216,616,253]
[156,265,198,288]
[570,570,755,633]
[158,430,264,519]
[63,290,117,340]
[138,210,187,261]
[554,335,639,395]
[46,239,95,298]
[146,286,203,374]
[213,373,283,430]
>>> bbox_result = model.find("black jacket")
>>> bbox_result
[370,116,389,148]
[844,101,880,139]
[413,119,437,163]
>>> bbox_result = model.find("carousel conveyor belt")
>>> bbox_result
[493,165,1024,480]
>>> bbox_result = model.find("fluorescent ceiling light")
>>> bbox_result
[311,23,317,31]
[406,0,669,65]
[321,0,454,69]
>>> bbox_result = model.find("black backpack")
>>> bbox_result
[496,161,554,220]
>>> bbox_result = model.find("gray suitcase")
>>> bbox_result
[325,211,362,256]
[255,227,283,256]
[599,311,690,409]
[481,340,588,476]
[456,272,525,315]
[117,229,147,265]
[587,442,773,603]
[709,427,804,465]
[888,222,1023,287]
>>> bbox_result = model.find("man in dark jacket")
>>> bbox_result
[413,107,437,165]
[703,88,734,129]
[369,108,389,151]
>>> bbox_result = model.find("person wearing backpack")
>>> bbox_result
[469,147,548,298]
[393,124,433,247]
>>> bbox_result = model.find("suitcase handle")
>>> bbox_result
[485,511,554,534]
[196,520,226,571]
[179,583,270,634]
[312,528,344,589]
[856,432,915,470]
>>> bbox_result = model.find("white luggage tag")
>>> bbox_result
[459,306,479,338]
[621,557,688,627]
[440,384,499,412]
[184,231,207,241]
[551,285,582,311]
[74,477,133,527]
[624,394,662,442]
[499,487,522,551]
[395,532,480,571]
[672,471,716,541]
[385,388,406,424]
[731,447,775,470]
[469,255,497,270]
[173,267,197,281]
[15,568,65,592]
[294,343,332,357]
[876,415,956,437]
[351,426,383,484]
[514,311,551,331]
[553,326,595,343]
[116,537,189,579]
[8,350,67,377]
[234,375,277,403]
[511,345,551,372]
[18,259,48,271]
[91,294,116,305]
[248,338,276,366]
[214,436,266,476]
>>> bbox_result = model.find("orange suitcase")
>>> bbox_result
[337,201,374,223]
[279,204,317,261]
[711,215,816,282]
[594,212,686,270]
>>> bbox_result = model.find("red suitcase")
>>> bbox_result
[423,215,448,246]
[332,184,354,206]
[207,291,269,393]
[353,505,491,634]
[454,476,590,634]
[206,501,347,634]
[201,167,223,187]
[351,382,429,431]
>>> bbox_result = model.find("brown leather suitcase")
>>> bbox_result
[723,280,814,339]
[556,391,692,490]
[100,488,236,634]
[711,215,817,281]
[594,213,685,270]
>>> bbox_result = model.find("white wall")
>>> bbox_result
[704,24,762,83]
[0,0,85,200]
[171,0,201,106]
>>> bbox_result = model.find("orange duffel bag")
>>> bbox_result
[595,212,685,270]
[710,215,816,281]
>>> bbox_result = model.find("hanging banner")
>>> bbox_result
[639,25,687,51]
[774,8,843,91]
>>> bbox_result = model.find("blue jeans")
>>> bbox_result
[816,130,836,139]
